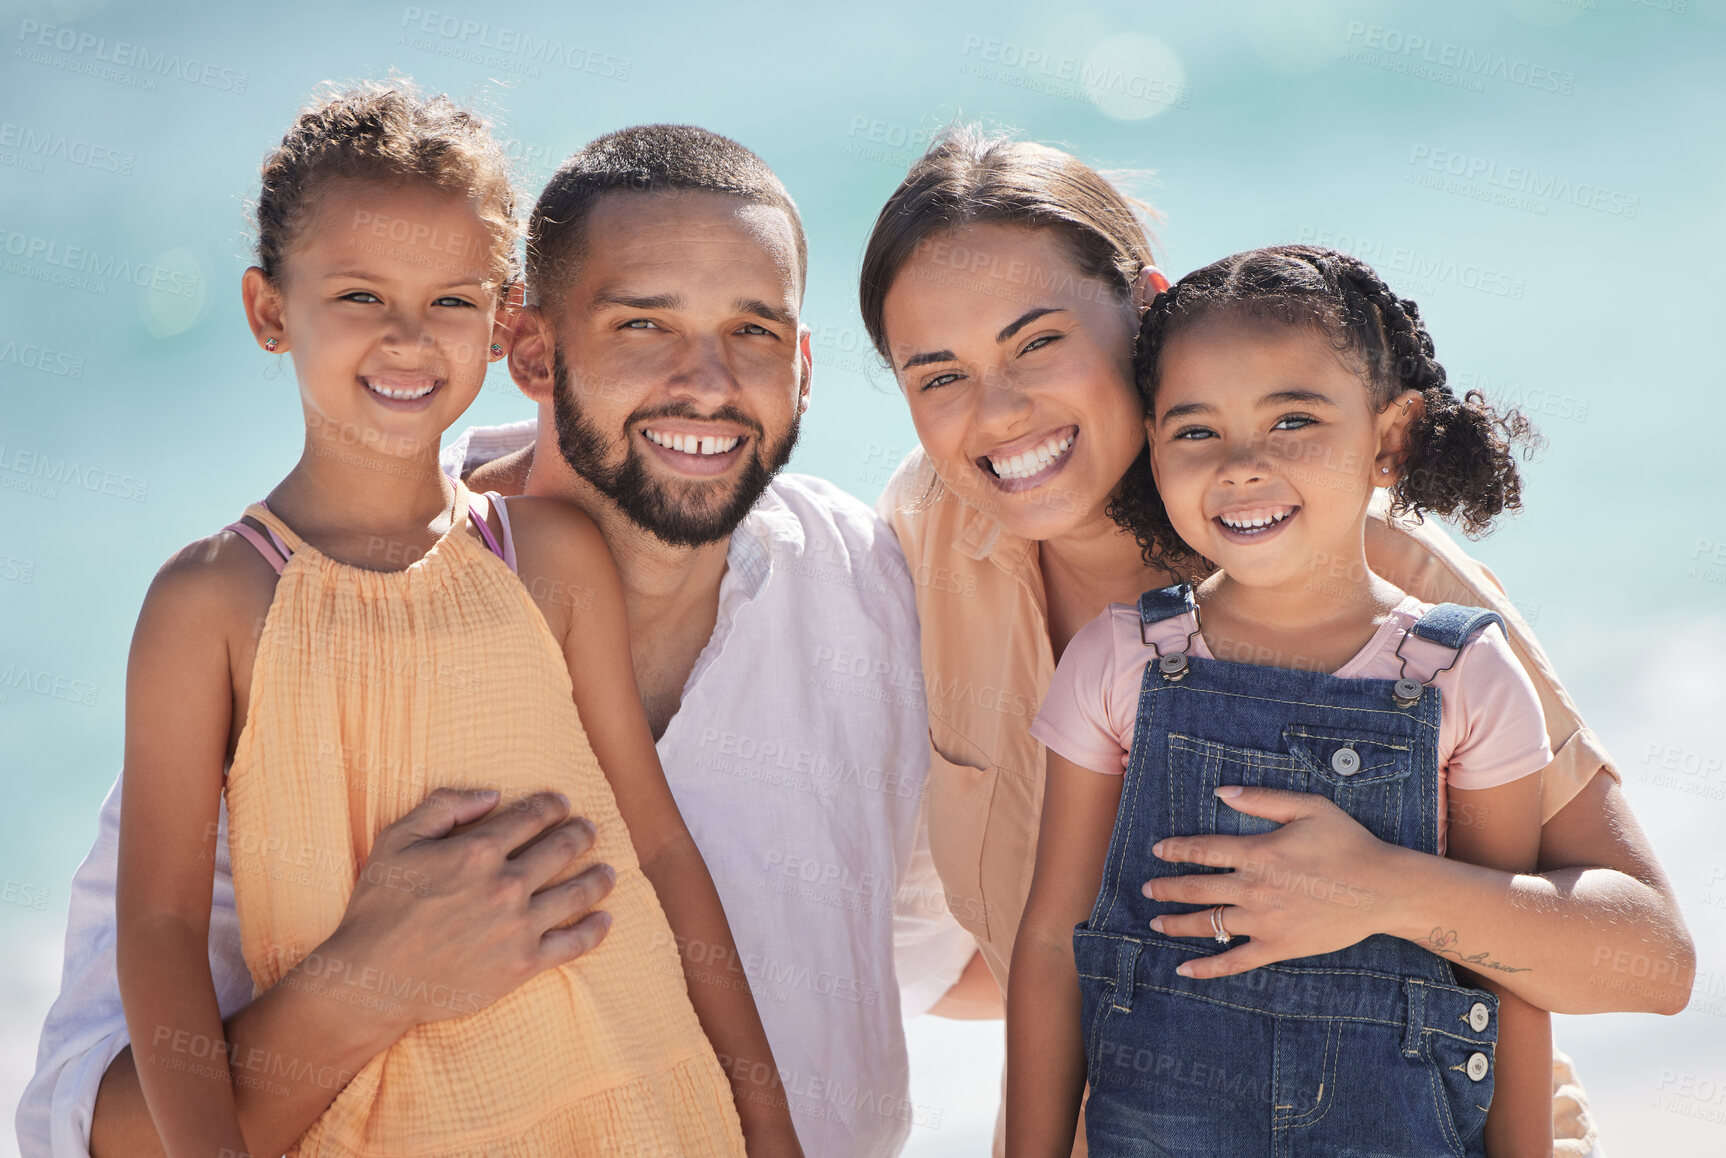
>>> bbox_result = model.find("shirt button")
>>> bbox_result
[1468,1002,1490,1033]
[1466,1052,1490,1082]
[1330,747,1361,776]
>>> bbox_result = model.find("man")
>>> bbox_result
[20,125,988,1158]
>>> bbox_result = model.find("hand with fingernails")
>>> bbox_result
[1142,784,1401,979]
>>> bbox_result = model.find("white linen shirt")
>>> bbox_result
[18,419,974,1158]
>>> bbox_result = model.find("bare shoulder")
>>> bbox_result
[497,497,620,635]
[499,495,610,564]
[138,526,279,641]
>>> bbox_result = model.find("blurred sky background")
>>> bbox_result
[3,0,1725,1152]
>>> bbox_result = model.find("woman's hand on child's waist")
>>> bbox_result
[311,787,617,1041]
[1140,786,1413,979]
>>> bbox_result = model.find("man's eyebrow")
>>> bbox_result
[996,307,1063,343]
[591,290,683,312]
[736,297,796,327]
[900,348,957,370]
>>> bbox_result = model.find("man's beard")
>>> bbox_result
[551,347,800,548]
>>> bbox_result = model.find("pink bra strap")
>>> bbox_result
[224,512,290,575]
[254,502,293,559]
[467,491,518,574]
[490,493,518,574]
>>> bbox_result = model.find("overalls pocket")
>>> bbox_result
[1166,733,1301,839]
[1283,726,1416,846]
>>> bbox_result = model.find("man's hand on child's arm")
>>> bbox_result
[94,788,613,1158]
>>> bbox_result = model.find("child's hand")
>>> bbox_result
[1141,786,1406,978]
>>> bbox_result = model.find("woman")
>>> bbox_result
[863,127,1694,1155]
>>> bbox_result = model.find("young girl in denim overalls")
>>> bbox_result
[1008,245,1552,1157]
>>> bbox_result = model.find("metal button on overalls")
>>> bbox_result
[1468,1002,1490,1033]
[1331,746,1361,776]
[1466,1052,1490,1082]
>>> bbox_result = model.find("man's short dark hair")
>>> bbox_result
[527,124,807,309]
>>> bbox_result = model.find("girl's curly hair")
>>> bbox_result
[253,79,520,291]
[1109,244,1540,576]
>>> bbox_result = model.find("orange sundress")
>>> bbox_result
[221,480,745,1157]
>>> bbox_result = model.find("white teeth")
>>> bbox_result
[987,433,1074,481]
[645,429,742,456]
[1218,508,1293,533]
[367,379,436,400]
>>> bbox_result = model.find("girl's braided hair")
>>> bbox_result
[253,79,520,291]
[1109,244,1539,575]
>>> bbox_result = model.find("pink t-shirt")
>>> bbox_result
[1030,596,1551,852]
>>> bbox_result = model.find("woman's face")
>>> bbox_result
[879,223,1146,542]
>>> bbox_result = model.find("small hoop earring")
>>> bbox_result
[264,337,278,351]
[490,343,503,357]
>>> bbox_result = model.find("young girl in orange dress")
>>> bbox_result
[114,81,801,1158]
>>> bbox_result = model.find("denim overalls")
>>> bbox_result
[1075,585,1504,1158]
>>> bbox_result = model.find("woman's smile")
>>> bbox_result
[979,425,1079,491]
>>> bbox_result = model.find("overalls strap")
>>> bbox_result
[1136,583,1196,629]
[1408,603,1504,651]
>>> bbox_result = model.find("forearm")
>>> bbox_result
[117,927,248,1158]
[1379,844,1692,1014]
[1467,974,1553,1158]
[640,839,800,1153]
[97,931,408,1158]
[1005,937,1087,1158]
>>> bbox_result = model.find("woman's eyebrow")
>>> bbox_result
[900,348,956,370]
[996,306,1063,343]
[898,306,1068,370]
